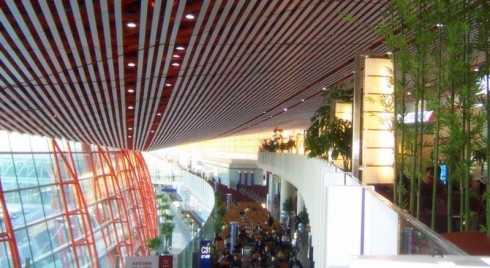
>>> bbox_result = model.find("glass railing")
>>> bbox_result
[173,204,215,267]
[365,187,466,256]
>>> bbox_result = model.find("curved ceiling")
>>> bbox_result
[0,0,389,151]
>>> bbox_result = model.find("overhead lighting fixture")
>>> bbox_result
[165,83,172,87]
[301,99,305,102]
[474,68,480,72]
[128,127,133,130]
[157,112,162,116]
[176,46,185,51]
[151,130,155,133]
[127,62,136,67]
[127,22,137,28]
[283,108,288,111]
[270,115,273,118]
[436,23,444,28]
[173,54,180,58]
[407,91,412,95]
[128,135,132,138]
[185,14,195,20]
[128,88,135,93]
[322,87,327,91]
[172,62,180,67]
[128,106,134,110]
[263,111,266,114]
[386,51,393,55]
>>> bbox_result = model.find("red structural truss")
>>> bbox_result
[52,140,99,268]
[0,181,21,268]
[0,139,157,267]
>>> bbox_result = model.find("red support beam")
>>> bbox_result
[51,139,99,267]
[0,181,21,268]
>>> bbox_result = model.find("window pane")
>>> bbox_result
[15,228,33,262]
[0,155,17,191]
[27,222,53,260]
[48,217,70,250]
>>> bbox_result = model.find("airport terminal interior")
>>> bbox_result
[1,1,490,267]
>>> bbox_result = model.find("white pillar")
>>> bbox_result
[297,192,304,213]
[280,177,294,212]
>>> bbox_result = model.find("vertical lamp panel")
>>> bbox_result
[362,57,394,184]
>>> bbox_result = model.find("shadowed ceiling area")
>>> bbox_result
[0,0,389,151]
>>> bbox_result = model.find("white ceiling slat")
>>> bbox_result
[1,4,82,140]
[1,1,396,150]
[147,0,183,149]
[137,0,164,149]
[69,0,112,146]
[158,0,224,142]
[133,0,150,150]
[85,0,115,147]
[169,0,246,140]
[38,1,99,144]
[100,0,122,148]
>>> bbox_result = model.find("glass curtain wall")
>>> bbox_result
[0,131,157,268]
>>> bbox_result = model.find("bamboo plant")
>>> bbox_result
[379,0,487,233]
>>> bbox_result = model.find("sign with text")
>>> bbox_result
[125,255,173,268]
[200,240,212,268]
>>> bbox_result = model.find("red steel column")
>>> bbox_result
[116,151,149,255]
[96,147,131,267]
[0,181,21,268]
[52,140,99,267]
[83,145,113,266]
[98,147,134,257]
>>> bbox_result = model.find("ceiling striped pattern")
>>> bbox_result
[0,0,389,151]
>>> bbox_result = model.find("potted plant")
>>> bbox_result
[147,236,162,255]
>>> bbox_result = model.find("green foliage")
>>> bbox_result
[283,198,294,213]
[379,0,489,233]
[297,210,309,225]
[304,83,353,169]
[147,236,162,252]
[259,128,296,153]
[160,222,175,236]
[214,194,226,234]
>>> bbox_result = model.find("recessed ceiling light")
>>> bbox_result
[157,113,162,116]
[128,88,135,93]
[436,23,444,28]
[128,127,133,130]
[173,54,180,58]
[322,87,327,91]
[263,111,266,114]
[185,14,195,20]
[151,130,155,133]
[474,68,480,72]
[301,99,305,102]
[176,46,185,51]
[127,22,137,28]
[127,62,136,67]
[165,83,172,87]
[407,92,412,95]
[270,115,273,118]
[128,106,134,110]
[283,108,288,111]
[172,62,180,66]
[128,135,132,138]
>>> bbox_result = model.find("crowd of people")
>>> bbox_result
[214,204,304,268]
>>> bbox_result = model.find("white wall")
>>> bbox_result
[257,152,414,268]
[182,172,215,220]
